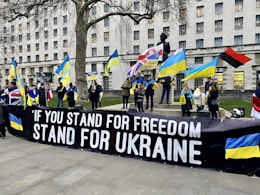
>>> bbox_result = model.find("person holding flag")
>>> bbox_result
[66,83,77,108]
[38,83,47,107]
[56,82,66,108]
[27,84,39,106]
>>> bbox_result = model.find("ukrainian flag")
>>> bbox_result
[86,71,99,81]
[55,55,70,86]
[105,49,120,76]
[9,113,23,131]
[225,133,260,159]
[158,50,186,78]
[182,57,218,81]
[8,58,17,81]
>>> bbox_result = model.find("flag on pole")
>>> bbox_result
[158,50,186,78]
[55,55,70,86]
[86,71,99,81]
[219,47,251,68]
[182,57,218,82]
[138,44,164,61]
[104,49,120,76]
[8,59,17,82]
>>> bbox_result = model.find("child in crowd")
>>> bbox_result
[135,83,145,112]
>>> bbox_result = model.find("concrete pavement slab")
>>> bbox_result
[0,133,259,195]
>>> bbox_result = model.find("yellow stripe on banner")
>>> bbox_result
[225,145,260,159]
[158,60,186,78]
[140,60,158,71]
[10,121,23,131]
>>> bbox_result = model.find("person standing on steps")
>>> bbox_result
[144,75,156,111]
[121,78,131,110]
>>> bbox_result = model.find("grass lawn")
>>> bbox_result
[48,97,252,117]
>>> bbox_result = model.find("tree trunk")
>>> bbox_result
[75,9,89,101]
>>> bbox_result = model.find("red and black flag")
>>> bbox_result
[219,47,251,68]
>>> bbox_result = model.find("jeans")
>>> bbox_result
[145,95,154,110]
[122,96,129,108]
[57,97,64,108]
[160,87,171,104]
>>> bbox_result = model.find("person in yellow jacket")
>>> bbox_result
[27,84,39,106]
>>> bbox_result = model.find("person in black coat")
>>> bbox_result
[38,83,47,107]
[88,80,102,110]
[207,85,219,119]
[56,82,66,108]
[67,83,76,108]
[144,76,155,111]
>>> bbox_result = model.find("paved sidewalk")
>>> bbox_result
[0,133,259,195]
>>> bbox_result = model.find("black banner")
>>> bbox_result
[4,105,260,176]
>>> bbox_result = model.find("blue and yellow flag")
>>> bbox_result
[158,50,186,78]
[105,49,120,76]
[86,71,99,81]
[225,133,260,159]
[8,58,17,82]
[182,57,218,82]
[9,113,23,131]
[55,55,70,86]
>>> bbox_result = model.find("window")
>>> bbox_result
[196,6,204,17]
[4,58,7,64]
[44,19,48,27]
[27,33,30,40]
[22,68,26,75]
[134,31,139,40]
[92,6,97,15]
[104,3,109,12]
[104,46,109,56]
[235,0,243,12]
[196,39,204,48]
[35,32,39,39]
[35,55,40,62]
[215,3,223,14]
[92,33,97,43]
[11,25,15,32]
[256,54,260,64]
[148,18,154,24]
[27,56,31,62]
[44,54,49,61]
[35,43,39,51]
[256,33,260,43]
[63,40,68,48]
[4,37,7,43]
[19,57,22,63]
[63,27,67,35]
[179,41,186,49]
[103,76,109,90]
[27,44,31,52]
[215,72,223,90]
[35,20,39,28]
[43,8,48,15]
[44,42,48,50]
[63,15,67,23]
[53,41,58,49]
[54,53,58,60]
[44,31,48,38]
[163,11,170,22]
[196,22,204,33]
[53,29,58,37]
[215,20,223,32]
[234,17,243,30]
[148,29,154,39]
[179,24,186,35]
[133,45,140,54]
[195,57,203,64]
[11,36,14,42]
[256,15,260,26]
[134,2,140,11]
[92,23,97,29]
[179,8,186,20]
[39,67,43,73]
[3,27,6,33]
[234,35,243,45]
[163,26,170,36]
[63,52,67,58]
[148,44,154,48]
[63,3,67,11]
[4,47,7,54]
[19,45,22,53]
[133,16,139,25]
[19,24,22,31]
[27,22,30,30]
[104,18,109,27]
[53,17,58,25]
[92,48,97,57]
[257,0,260,8]
[214,37,223,47]
[176,73,185,90]
[233,71,244,89]
[104,32,109,42]
[11,46,15,54]
[91,64,97,72]
[194,78,203,88]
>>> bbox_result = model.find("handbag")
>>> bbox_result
[211,99,219,105]
[179,95,186,105]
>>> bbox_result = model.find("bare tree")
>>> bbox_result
[1,0,186,99]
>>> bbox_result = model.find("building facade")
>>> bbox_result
[0,0,260,92]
